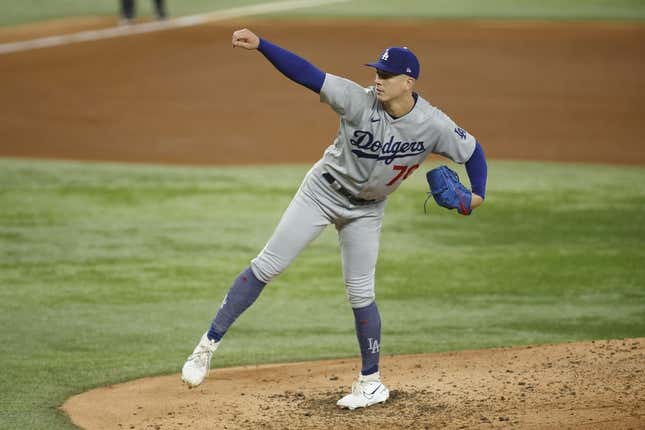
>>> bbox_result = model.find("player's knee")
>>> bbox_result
[250,251,287,284]
[345,275,375,308]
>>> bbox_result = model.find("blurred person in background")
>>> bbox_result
[120,0,167,24]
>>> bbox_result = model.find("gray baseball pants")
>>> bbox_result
[251,164,386,308]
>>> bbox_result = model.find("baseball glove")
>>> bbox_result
[425,165,472,215]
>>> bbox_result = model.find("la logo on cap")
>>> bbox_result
[381,49,389,61]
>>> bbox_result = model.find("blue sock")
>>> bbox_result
[352,301,381,376]
[207,267,266,342]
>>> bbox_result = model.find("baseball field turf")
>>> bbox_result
[1,158,644,428]
[1,1,644,429]
[2,0,645,25]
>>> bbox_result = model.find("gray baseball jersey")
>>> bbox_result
[251,73,476,308]
[315,74,476,200]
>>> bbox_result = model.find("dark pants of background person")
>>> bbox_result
[120,0,167,20]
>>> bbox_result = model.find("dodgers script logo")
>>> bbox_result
[350,130,425,165]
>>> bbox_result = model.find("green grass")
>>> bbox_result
[1,0,644,26]
[278,0,645,20]
[0,157,644,429]
[0,0,284,26]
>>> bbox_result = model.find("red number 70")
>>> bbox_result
[386,164,419,186]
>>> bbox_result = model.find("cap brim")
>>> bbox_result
[364,62,401,75]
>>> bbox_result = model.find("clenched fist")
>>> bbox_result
[232,28,260,50]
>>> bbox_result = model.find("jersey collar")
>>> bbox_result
[384,92,419,121]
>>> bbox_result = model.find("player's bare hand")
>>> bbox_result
[232,28,260,50]
[471,193,484,209]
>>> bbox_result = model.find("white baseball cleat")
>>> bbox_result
[181,332,220,387]
[336,371,389,410]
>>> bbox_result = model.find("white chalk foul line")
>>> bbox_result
[0,0,349,55]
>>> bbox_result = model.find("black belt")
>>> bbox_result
[322,173,378,206]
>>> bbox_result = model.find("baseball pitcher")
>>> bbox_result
[181,28,488,410]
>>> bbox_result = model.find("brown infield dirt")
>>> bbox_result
[63,339,644,430]
[1,18,644,430]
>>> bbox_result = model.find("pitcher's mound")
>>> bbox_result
[63,338,644,429]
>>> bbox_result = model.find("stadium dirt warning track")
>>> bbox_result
[0,18,643,430]
[0,19,644,165]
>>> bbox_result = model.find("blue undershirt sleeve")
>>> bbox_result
[465,142,488,199]
[258,38,326,94]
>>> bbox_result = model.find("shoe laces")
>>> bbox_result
[351,379,375,395]
[351,376,383,396]
[187,339,215,367]
[351,381,361,395]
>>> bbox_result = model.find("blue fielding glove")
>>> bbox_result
[426,165,472,215]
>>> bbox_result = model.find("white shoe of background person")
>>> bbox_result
[337,371,390,410]
[181,332,219,387]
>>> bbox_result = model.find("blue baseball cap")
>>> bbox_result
[366,46,420,79]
